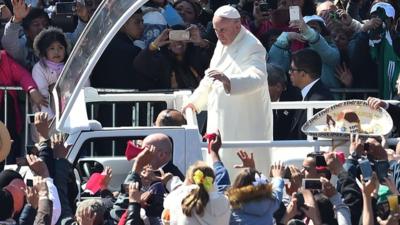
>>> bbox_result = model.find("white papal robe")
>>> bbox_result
[188,25,273,142]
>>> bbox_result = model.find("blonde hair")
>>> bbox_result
[181,161,215,217]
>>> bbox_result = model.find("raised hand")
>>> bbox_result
[12,0,30,23]
[34,112,50,140]
[233,149,255,169]
[27,154,50,178]
[335,63,353,87]
[128,182,142,203]
[51,133,69,159]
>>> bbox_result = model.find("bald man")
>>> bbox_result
[141,133,185,180]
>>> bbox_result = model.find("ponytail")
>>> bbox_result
[181,163,215,217]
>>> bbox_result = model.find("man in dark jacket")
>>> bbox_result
[288,49,333,139]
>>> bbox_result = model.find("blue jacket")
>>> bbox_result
[268,27,341,89]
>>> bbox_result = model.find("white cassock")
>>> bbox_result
[188,26,273,142]
[188,26,273,175]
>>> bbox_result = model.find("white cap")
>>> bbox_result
[303,15,326,26]
[370,2,395,19]
[214,5,241,19]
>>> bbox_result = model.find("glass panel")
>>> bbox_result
[54,0,147,129]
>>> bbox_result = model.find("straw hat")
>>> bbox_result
[0,122,11,162]
[302,100,393,139]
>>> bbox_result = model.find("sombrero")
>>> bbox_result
[0,122,11,161]
[302,100,393,138]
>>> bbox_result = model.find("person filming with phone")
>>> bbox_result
[134,24,213,89]
[268,7,341,89]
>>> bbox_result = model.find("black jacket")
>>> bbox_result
[289,80,333,139]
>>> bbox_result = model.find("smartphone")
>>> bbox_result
[358,158,373,182]
[377,200,390,220]
[315,153,327,167]
[295,192,304,210]
[289,6,301,21]
[16,157,29,166]
[375,160,390,182]
[169,30,190,41]
[56,2,77,14]
[26,179,33,187]
[28,114,35,124]
[303,178,322,190]
[120,183,129,194]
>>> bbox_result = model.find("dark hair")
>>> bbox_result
[0,190,13,220]
[22,7,49,30]
[302,0,317,16]
[267,64,287,86]
[181,161,214,217]
[35,28,68,60]
[314,193,338,225]
[292,49,322,79]
[173,0,201,23]
[260,28,282,51]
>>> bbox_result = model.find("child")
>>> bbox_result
[32,27,70,118]
[163,161,230,225]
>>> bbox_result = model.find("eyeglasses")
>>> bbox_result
[289,67,303,74]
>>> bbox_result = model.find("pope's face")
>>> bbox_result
[212,16,241,46]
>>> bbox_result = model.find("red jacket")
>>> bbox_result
[0,50,37,132]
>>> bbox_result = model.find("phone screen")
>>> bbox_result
[358,158,373,181]
[303,179,322,190]
[26,179,33,187]
[56,2,77,14]
[289,6,300,21]
[375,160,390,182]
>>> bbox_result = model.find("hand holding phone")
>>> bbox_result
[303,178,322,190]
[169,30,190,41]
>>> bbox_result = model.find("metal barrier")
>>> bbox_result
[0,86,397,157]
[0,86,30,155]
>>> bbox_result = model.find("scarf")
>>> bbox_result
[44,59,64,75]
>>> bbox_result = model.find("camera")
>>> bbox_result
[56,2,77,15]
[303,178,322,190]
[168,30,190,41]
[294,192,304,210]
[26,179,33,187]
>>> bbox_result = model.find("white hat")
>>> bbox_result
[214,5,241,19]
[303,15,326,25]
[370,2,395,19]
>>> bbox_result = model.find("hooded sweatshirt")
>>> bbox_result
[229,177,284,225]
[164,184,230,225]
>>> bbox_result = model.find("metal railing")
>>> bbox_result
[0,86,397,157]
[0,86,30,159]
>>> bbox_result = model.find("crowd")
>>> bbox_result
[1,0,400,224]
[2,110,400,225]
